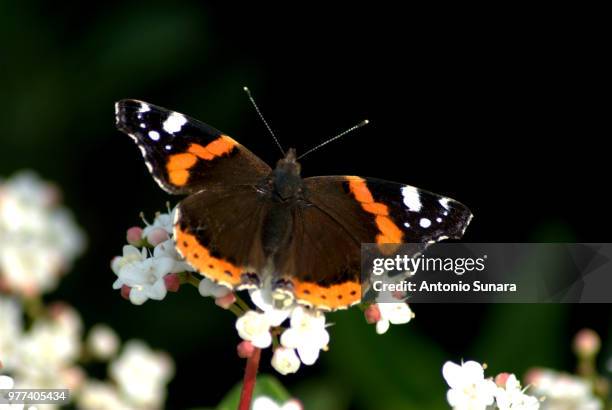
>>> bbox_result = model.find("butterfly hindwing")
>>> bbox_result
[174,185,270,288]
[115,99,271,194]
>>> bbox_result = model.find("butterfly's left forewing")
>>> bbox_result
[115,99,271,194]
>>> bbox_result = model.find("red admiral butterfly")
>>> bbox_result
[115,93,472,310]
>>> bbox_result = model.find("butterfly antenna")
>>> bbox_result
[243,86,285,156]
[297,119,369,160]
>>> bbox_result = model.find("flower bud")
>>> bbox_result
[573,328,601,357]
[164,273,180,292]
[145,227,169,246]
[237,341,256,358]
[364,304,381,324]
[126,226,144,246]
[120,285,131,300]
[215,292,236,309]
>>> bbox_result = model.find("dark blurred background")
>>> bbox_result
[0,2,609,409]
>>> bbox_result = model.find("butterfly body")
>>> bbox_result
[116,99,473,310]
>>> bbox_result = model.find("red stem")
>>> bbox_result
[238,347,261,410]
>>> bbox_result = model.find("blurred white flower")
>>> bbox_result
[253,396,302,410]
[236,311,273,349]
[0,297,22,372]
[528,369,601,410]
[442,360,496,410]
[0,171,85,296]
[0,374,32,410]
[110,341,174,409]
[87,324,120,360]
[270,347,301,376]
[77,381,133,410]
[15,305,82,390]
[375,302,414,334]
[494,373,540,410]
[280,306,329,365]
[198,278,231,298]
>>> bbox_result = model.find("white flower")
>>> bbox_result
[250,287,292,326]
[198,278,231,298]
[111,245,147,289]
[280,306,329,365]
[77,381,132,410]
[253,396,302,410]
[142,209,175,240]
[495,374,540,410]
[375,302,414,334]
[529,369,601,410]
[87,324,120,360]
[235,311,273,348]
[15,308,82,390]
[0,297,22,372]
[442,360,497,410]
[270,347,301,376]
[118,252,175,305]
[0,374,29,409]
[110,340,174,409]
[153,239,194,273]
[0,171,85,296]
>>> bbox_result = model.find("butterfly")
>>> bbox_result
[115,95,472,310]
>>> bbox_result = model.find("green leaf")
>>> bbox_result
[216,374,291,410]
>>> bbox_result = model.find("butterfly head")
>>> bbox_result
[272,148,302,200]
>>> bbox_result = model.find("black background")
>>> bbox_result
[1,2,609,409]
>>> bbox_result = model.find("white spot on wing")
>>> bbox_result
[439,197,451,210]
[401,186,422,212]
[148,131,160,141]
[419,218,431,228]
[436,217,442,223]
[163,112,187,133]
[404,222,410,228]
[138,103,151,113]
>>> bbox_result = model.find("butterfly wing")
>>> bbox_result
[174,185,271,288]
[275,176,472,310]
[115,99,271,194]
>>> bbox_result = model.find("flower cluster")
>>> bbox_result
[526,369,602,410]
[112,206,416,375]
[0,172,85,296]
[0,295,174,410]
[442,360,540,410]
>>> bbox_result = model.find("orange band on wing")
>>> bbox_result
[347,177,404,244]
[166,135,237,186]
[292,279,361,311]
[174,225,242,287]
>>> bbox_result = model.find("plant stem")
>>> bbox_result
[238,347,261,410]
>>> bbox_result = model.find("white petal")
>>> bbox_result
[252,397,281,410]
[297,345,320,366]
[129,288,148,305]
[147,279,168,300]
[251,331,273,349]
[375,319,390,334]
[150,257,175,278]
[279,328,300,349]
[462,360,486,381]
[112,278,124,289]
[442,361,464,389]
[0,375,15,389]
